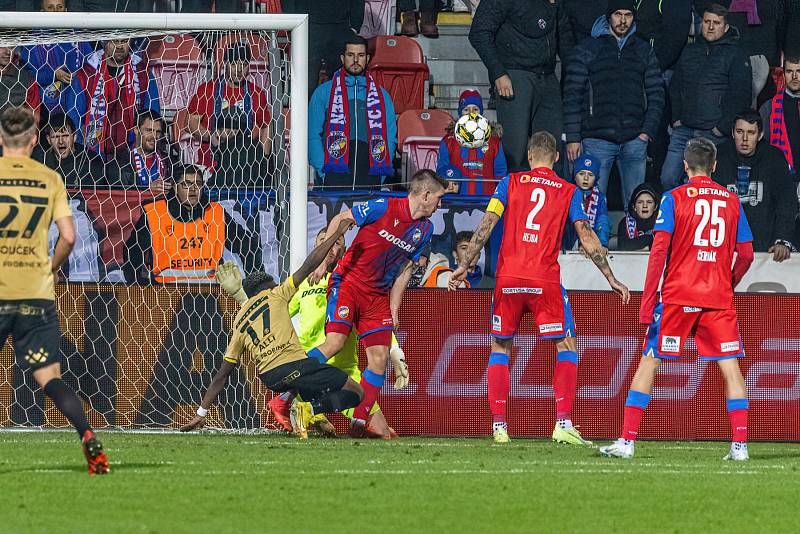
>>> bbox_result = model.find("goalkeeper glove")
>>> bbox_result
[389,344,409,390]
[216,262,248,304]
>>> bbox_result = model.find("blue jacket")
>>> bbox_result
[308,74,397,176]
[18,41,94,110]
[562,186,610,249]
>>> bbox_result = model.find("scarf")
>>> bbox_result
[131,147,165,186]
[212,79,253,134]
[728,0,761,25]
[323,69,391,176]
[769,92,795,172]
[625,214,638,239]
[582,186,600,228]
[83,51,142,156]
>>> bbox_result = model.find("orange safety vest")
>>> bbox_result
[422,265,472,289]
[143,199,225,283]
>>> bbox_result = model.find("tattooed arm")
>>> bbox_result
[448,212,500,290]
[575,220,631,303]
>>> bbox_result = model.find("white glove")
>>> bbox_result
[389,345,409,390]
[216,262,248,304]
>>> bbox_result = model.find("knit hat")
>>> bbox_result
[458,90,483,115]
[606,0,636,17]
[573,154,599,177]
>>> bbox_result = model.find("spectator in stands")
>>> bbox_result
[660,3,752,189]
[0,47,41,123]
[18,1,93,113]
[760,56,800,176]
[108,110,172,193]
[616,182,660,250]
[281,1,365,95]
[123,164,262,284]
[309,35,397,189]
[436,89,506,196]
[562,155,610,251]
[563,1,664,207]
[67,38,160,160]
[714,110,797,260]
[33,113,104,187]
[399,0,440,39]
[451,231,483,288]
[187,42,272,188]
[469,0,574,172]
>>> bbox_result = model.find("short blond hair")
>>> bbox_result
[527,130,557,162]
[0,106,36,149]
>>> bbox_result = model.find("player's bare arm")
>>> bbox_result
[390,260,414,328]
[52,215,76,274]
[293,218,353,284]
[180,360,236,431]
[575,221,630,304]
[449,212,499,290]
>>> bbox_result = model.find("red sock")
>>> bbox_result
[621,406,645,440]
[352,371,384,422]
[487,357,510,424]
[553,354,578,420]
[728,410,748,442]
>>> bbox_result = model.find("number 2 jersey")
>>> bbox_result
[487,167,588,284]
[0,156,71,301]
[654,175,753,310]
[333,196,433,293]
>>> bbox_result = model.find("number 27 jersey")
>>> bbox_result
[656,176,753,310]
[487,168,588,284]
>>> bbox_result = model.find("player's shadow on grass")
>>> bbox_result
[0,462,169,475]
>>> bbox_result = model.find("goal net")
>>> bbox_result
[0,13,309,432]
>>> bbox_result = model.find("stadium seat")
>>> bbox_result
[213,32,272,91]
[397,108,452,150]
[401,136,442,182]
[80,189,155,266]
[146,34,206,112]
[360,0,397,39]
[170,108,203,165]
[368,36,429,115]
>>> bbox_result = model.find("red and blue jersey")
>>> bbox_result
[333,196,434,293]
[487,168,588,284]
[655,175,753,309]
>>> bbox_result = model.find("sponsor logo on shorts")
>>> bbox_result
[721,341,741,353]
[501,287,542,294]
[661,335,681,353]
[492,315,501,332]
[539,323,563,334]
[382,318,394,326]
[683,306,702,313]
[337,306,350,319]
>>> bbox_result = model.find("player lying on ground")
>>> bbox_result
[180,218,364,438]
[303,169,446,437]
[0,106,109,475]
[450,130,630,445]
[600,137,755,461]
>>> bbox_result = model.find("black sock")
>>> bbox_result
[310,389,361,414]
[43,378,91,439]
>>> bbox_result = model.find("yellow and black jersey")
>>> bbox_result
[224,276,308,374]
[0,156,71,301]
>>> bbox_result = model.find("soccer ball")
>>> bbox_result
[454,112,491,149]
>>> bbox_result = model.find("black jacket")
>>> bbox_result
[469,0,575,83]
[713,140,798,251]
[695,0,784,65]
[563,0,606,42]
[32,145,106,188]
[635,0,692,71]
[281,0,364,30]
[616,182,661,251]
[123,191,263,283]
[563,18,665,144]
[670,27,752,133]
[784,0,800,56]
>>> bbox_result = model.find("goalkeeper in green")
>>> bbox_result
[219,228,408,439]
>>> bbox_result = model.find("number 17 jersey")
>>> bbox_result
[487,167,588,284]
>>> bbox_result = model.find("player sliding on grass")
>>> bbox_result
[0,106,109,475]
[600,137,755,461]
[180,219,365,438]
[305,169,446,437]
[450,130,630,445]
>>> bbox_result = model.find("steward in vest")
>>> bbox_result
[436,90,507,196]
[123,164,262,284]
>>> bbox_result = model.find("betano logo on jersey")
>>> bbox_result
[517,174,563,187]
[378,228,421,252]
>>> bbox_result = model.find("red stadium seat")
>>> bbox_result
[402,136,442,181]
[361,0,400,39]
[146,34,205,112]
[171,108,203,165]
[79,189,155,265]
[368,36,429,115]
[396,108,452,150]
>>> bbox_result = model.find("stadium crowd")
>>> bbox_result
[0,0,798,286]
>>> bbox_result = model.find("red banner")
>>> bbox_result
[368,290,800,440]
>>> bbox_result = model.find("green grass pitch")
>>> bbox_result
[1,432,799,533]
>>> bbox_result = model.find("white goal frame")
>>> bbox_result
[0,11,309,269]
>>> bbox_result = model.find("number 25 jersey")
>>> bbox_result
[655,175,753,310]
[487,167,588,284]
